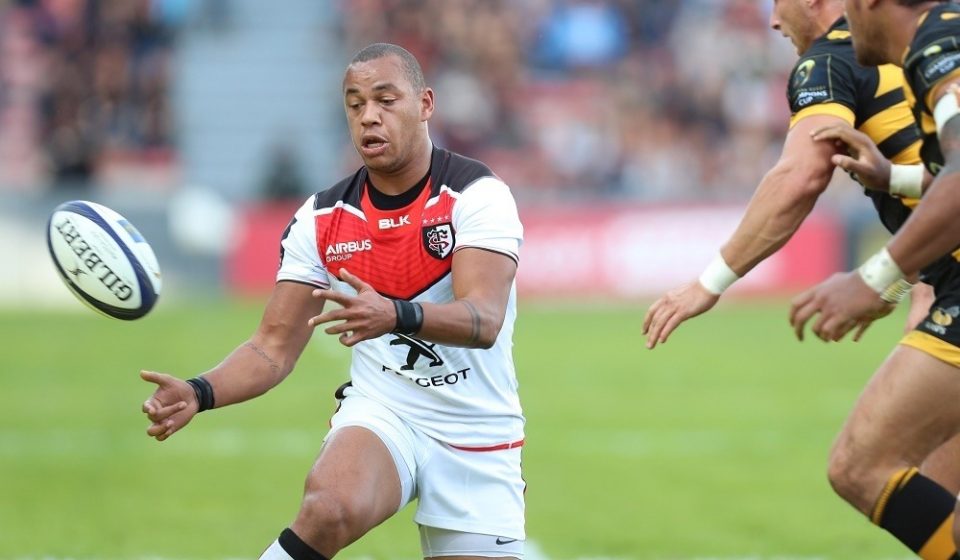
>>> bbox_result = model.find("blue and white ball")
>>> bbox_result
[47,201,162,320]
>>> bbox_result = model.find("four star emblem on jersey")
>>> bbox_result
[423,223,454,260]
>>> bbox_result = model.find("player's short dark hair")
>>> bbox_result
[350,43,426,92]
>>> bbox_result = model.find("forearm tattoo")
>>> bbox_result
[244,341,281,375]
[461,300,482,345]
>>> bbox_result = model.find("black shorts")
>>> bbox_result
[903,256,960,366]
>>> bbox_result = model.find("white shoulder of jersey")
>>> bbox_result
[276,196,330,288]
[451,176,523,262]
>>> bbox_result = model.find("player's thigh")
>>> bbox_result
[921,432,960,495]
[834,344,960,469]
[299,425,403,531]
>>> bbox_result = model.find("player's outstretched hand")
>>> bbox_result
[141,370,195,442]
[788,271,893,342]
[810,123,891,192]
[643,281,720,349]
[308,268,395,347]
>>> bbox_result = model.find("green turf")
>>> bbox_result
[0,298,918,559]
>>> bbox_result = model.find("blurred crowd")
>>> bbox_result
[1,0,807,202]
[0,0,177,190]
[337,0,798,202]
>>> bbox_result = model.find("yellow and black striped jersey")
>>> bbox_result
[787,17,922,235]
[902,2,960,175]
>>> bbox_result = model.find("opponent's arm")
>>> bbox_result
[811,124,932,197]
[642,114,841,349]
[888,81,960,275]
[719,114,841,275]
[142,281,324,440]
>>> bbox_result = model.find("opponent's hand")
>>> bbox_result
[643,281,720,349]
[789,271,894,342]
[810,124,891,192]
[141,370,196,442]
[308,268,395,346]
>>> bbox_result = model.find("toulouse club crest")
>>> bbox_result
[423,222,454,260]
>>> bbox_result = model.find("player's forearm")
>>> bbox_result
[193,324,310,409]
[416,297,505,349]
[888,169,960,275]
[721,164,823,275]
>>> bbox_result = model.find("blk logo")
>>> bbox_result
[379,215,410,229]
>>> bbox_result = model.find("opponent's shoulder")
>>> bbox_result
[787,20,860,111]
[907,2,960,58]
[311,168,366,211]
[432,147,499,194]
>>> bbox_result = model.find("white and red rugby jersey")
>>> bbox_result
[277,147,524,447]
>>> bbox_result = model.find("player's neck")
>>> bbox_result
[888,3,945,66]
[366,138,433,196]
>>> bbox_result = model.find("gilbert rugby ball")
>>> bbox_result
[46,201,162,320]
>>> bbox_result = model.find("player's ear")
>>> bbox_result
[420,87,435,122]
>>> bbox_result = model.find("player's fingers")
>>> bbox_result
[313,288,351,307]
[642,299,662,334]
[853,321,872,342]
[146,421,169,438]
[790,299,818,341]
[812,311,847,342]
[810,124,841,139]
[657,311,688,345]
[830,155,865,174]
[140,370,169,387]
[307,307,347,327]
[145,400,187,423]
[338,268,372,294]
[339,332,362,347]
[789,291,815,337]
[813,124,864,145]
[644,307,671,349]
[829,318,857,342]
[324,319,355,336]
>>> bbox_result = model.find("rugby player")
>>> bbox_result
[645,1,960,556]
[140,43,527,560]
[788,0,960,555]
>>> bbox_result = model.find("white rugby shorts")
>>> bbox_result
[328,388,526,555]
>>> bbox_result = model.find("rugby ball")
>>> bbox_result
[46,201,162,320]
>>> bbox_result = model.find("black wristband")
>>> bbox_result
[392,299,424,335]
[186,376,215,412]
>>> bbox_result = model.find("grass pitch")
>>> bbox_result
[0,298,916,559]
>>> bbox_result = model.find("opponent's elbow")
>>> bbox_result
[768,159,832,201]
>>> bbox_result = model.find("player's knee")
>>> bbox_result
[827,445,871,504]
[295,489,364,548]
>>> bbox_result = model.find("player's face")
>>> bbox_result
[770,0,815,54]
[844,0,888,66]
[343,56,434,175]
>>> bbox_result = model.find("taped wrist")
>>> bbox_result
[934,88,960,138]
[186,376,215,412]
[698,253,740,295]
[392,299,424,335]
[858,247,906,299]
[880,278,914,304]
[889,164,924,199]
